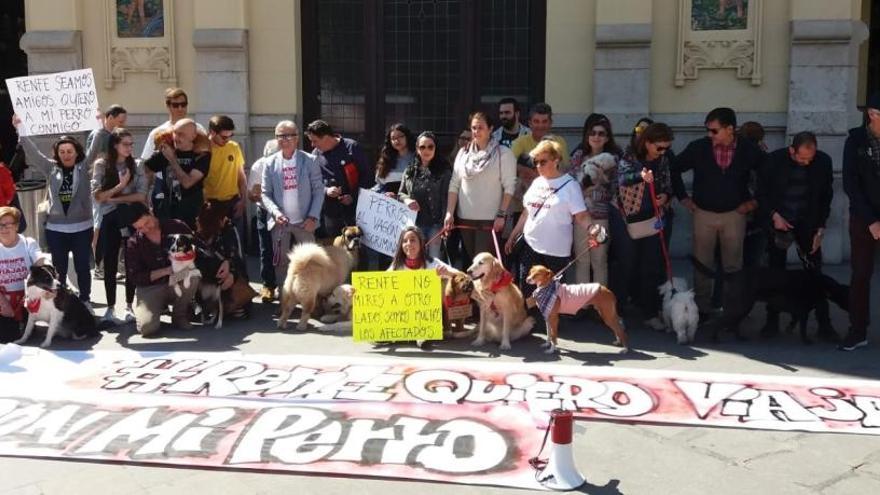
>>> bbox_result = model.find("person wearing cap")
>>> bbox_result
[841,93,880,351]
[759,131,834,340]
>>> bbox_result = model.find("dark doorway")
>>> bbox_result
[301,0,546,158]
[867,0,880,104]
[0,0,26,163]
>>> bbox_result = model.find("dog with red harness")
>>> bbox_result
[467,252,535,350]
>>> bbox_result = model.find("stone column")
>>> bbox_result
[19,0,82,74]
[593,0,652,127]
[192,1,250,154]
[788,2,869,262]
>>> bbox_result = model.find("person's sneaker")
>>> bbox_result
[101,306,116,322]
[123,306,136,323]
[644,317,666,331]
[838,332,868,351]
[260,286,275,303]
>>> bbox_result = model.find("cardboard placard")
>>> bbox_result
[351,270,443,342]
[6,68,100,136]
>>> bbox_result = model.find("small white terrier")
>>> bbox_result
[658,278,699,344]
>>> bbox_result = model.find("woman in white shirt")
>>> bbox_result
[0,207,46,342]
[505,140,596,298]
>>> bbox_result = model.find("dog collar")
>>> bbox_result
[171,252,196,262]
[489,270,514,293]
[25,298,41,314]
[444,296,470,308]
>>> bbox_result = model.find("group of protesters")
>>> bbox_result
[0,86,878,353]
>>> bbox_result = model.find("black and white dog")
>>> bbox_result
[167,233,223,328]
[14,264,98,348]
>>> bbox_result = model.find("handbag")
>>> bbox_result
[626,216,662,239]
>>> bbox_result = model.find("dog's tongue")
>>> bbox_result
[25,298,40,314]
[172,252,195,262]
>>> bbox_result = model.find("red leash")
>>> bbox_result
[426,224,506,270]
[648,180,674,284]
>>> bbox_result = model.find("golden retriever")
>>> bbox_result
[526,265,629,354]
[278,227,361,330]
[466,252,534,350]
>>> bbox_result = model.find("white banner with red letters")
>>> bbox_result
[2,349,880,489]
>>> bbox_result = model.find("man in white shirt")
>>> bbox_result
[140,88,205,159]
[260,121,325,289]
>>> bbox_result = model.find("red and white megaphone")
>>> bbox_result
[534,409,585,490]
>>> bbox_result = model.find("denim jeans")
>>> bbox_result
[256,208,276,289]
[45,227,93,302]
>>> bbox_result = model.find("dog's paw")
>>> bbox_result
[471,337,485,347]
[319,314,339,324]
[277,321,288,330]
[499,341,511,351]
[296,320,309,331]
[39,340,52,348]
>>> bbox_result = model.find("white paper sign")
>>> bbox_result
[355,188,417,256]
[6,68,100,136]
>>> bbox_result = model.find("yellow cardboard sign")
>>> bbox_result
[351,270,443,342]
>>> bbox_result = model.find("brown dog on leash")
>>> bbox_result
[526,265,629,354]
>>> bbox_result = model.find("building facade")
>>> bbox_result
[6,0,876,261]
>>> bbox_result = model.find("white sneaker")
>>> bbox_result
[101,307,116,322]
[124,306,135,323]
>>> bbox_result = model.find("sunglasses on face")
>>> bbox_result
[706,127,722,135]
[418,144,435,150]
[654,145,670,153]
[275,133,298,140]
[168,102,188,109]
[534,158,554,166]
[589,130,608,138]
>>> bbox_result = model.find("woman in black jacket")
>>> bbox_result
[398,131,451,259]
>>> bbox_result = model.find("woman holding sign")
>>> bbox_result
[13,114,103,309]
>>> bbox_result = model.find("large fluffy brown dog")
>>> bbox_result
[466,252,534,350]
[278,227,361,330]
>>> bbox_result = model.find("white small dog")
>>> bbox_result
[658,278,699,344]
[320,284,354,324]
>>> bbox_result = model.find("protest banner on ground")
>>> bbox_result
[355,188,416,256]
[3,349,880,489]
[0,391,544,490]
[351,270,443,342]
[6,68,100,136]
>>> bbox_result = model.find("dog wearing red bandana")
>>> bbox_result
[466,252,534,350]
[14,264,98,348]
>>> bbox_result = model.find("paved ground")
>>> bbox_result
[1,261,879,494]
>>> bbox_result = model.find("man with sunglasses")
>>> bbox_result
[260,120,324,288]
[140,87,205,160]
[841,93,880,351]
[671,107,764,317]
[203,115,247,240]
[759,131,834,341]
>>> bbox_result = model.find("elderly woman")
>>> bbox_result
[444,112,516,265]
[13,115,102,309]
[0,207,46,342]
[505,140,594,298]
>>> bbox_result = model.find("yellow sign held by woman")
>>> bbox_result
[352,270,443,342]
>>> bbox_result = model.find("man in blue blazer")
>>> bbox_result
[261,120,325,290]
